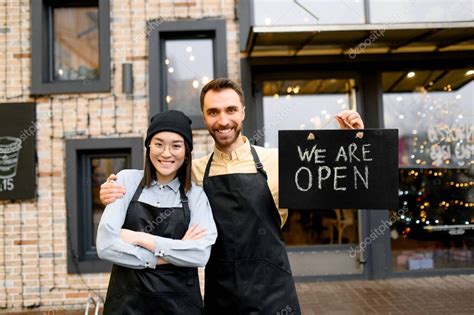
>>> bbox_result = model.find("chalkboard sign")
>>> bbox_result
[0,103,36,200]
[279,129,398,209]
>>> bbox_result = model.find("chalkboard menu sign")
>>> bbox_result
[0,103,36,200]
[279,129,398,209]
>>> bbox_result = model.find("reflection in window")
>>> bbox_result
[253,0,365,26]
[90,157,127,247]
[262,78,359,247]
[383,69,473,168]
[383,69,474,271]
[282,209,359,246]
[392,168,474,271]
[54,7,99,80]
[262,78,357,148]
[164,39,214,116]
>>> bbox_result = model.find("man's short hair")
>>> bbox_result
[200,78,245,111]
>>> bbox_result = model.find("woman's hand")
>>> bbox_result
[100,174,126,205]
[335,110,364,129]
[182,224,208,241]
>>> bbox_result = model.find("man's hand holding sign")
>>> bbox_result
[279,111,398,210]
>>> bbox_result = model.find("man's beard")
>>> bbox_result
[209,124,242,149]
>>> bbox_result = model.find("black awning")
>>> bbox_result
[244,22,474,57]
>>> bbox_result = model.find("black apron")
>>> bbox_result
[103,182,203,315]
[203,146,301,314]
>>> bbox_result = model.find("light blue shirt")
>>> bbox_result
[96,169,217,269]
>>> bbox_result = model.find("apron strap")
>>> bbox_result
[179,184,190,223]
[179,184,194,287]
[131,181,145,202]
[250,145,268,179]
[203,152,214,184]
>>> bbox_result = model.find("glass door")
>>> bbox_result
[259,76,366,278]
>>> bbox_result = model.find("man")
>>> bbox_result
[100,78,364,314]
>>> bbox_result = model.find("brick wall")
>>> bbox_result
[0,0,240,312]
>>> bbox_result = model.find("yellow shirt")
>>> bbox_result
[191,137,288,226]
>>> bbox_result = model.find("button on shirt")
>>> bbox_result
[97,170,217,269]
[192,136,288,226]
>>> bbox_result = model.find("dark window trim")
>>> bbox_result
[31,0,111,95]
[238,0,254,52]
[148,19,228,129]
[66,138,143,274]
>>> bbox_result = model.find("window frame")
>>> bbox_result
[31,0,111,95]
[66,138,143,274]
[148,19,228,129]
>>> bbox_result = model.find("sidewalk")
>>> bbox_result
[297,275,474,314]
[5,275,474,314]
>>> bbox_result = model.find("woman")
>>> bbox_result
[96,110,217,314]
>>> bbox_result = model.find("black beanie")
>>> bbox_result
[145,110,193,151]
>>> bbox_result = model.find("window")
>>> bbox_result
[261,78,357,148]
[66,138,143,273]
[31,0,110,94]
[383,69,474,272]
[148,19,227,128]
[260,77,363,277]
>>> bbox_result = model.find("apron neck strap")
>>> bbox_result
[131,181,145,202]
[250,145,268,179]
[203,152,214,182]
[179,184,190,223]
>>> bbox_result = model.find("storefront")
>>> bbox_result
[239,0,474,280]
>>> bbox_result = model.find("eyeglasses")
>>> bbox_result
[150,142,185,153]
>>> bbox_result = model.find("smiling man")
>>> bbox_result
[200,84,246,153]
[100,78,364,314]
[194,79,303,314]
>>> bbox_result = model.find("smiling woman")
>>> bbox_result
[148,132,186,184]
[96,110,217,314]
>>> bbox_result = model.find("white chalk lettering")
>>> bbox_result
[335,146,348,162]
[295,167,313,191]
[318,166,331,189]
[362,144,373,161]
[348,143,361,162]
[297,145,326,163]
[334,167,347,191]
[297,145,317,162]
[354,166,369,189]
[314,148,326,163]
